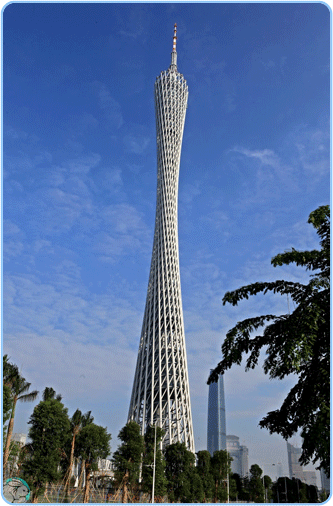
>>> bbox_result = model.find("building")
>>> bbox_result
[207,372,226,455]
[320,468,330,495]
[128,24,195,452]
[226,435,249,477]
[11,433,27,446]
[5,433,27,478]
[303,471,317,488]
[287,442,304,481]
[287,442,317,487]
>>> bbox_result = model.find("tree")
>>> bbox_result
[112,421,144,502]
[42,386,62,401]
[142,424,167,500]
[187,467,205,503]
[272,476,289,503]
[63,409,94,496]
[208,206,330,475]
[248,464,264,503]
[75,423,111,503]
[21,388,70,501]
[164,442,196,502]
[196,450,214,502]
[231,473,249,502]
[3,359,39,474]
[3,355,15,447]
[263,474,273,503]
[211,450,232,502]
[306,483,318,503]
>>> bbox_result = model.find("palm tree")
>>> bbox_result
[64,410,94,494]
[42,387,62,401]
[3,356,18,444]
[3,370,39,474]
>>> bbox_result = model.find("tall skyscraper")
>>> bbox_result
[287,441,317,487]
[287,441,304,481]
[207,372,226,455]
[128,24,195,453]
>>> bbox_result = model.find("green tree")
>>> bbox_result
[263,474,273,502]
[231,472,251,501]
[112,421,144,502]
[188,467,205,503]
[196,450,214,502]
[241,474,251,502]
[306,483,318,503]
[164,442,195,502]
[142,424,167,500]
[42,386,62,401]
[75,423,111,503]
[3,355,16,448]
[272,477,288,503]
[63,409,94,496]
[290,477,308,503]
[228,475,238,502]
[248,464,264,503]
[3,359,39,474]
[21,388,70,502]
[211,450,232,502]
[208,206,330,475]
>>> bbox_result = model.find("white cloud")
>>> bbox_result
[179,181,201,206]
[226,123,329,212]
[123,134,150,155]
[92,81,124,129]
[3,220,25,261]
[93,204,151,261]
[4,126,39,143]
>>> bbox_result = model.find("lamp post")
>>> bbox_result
[151,422,157,504]
[151,413,183,503]
[262,464,266,503]
[262,462,276,503]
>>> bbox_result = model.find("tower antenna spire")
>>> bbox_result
[170,23,178,69]
[172,23,177,52]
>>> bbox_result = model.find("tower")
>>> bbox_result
[207,372,227,455]
[128,24,195,453]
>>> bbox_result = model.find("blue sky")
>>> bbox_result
[2,2,330,481]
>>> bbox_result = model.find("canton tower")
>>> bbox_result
[128,24,195,453]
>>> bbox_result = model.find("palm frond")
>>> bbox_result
[18,390,39,402]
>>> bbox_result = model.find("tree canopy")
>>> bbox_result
[211,450,233,502]
[21,389,70,501]
[164,441,196,502]
[208,205,330,475]
[3,356,39,474]
[112,421,144,502]
[142,424,167,500]
[75,423,111,503]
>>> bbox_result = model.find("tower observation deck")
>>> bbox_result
[128,24,195,452]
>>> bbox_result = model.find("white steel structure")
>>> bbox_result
[128,24,195,453]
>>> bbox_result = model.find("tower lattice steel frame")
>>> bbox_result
[128,24,195,453]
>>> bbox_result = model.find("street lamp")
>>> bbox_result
[262,462,276,503]
[151,421,158,504]
[151,413,183,503]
